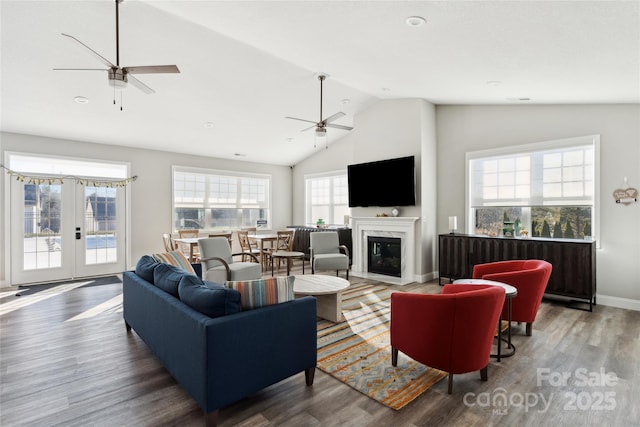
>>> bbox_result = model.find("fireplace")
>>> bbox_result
[351,216,418,285]
[368,237,402,277]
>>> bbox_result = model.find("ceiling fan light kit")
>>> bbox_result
[286,73,354,148]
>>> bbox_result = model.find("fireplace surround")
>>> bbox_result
[351,217,419,285]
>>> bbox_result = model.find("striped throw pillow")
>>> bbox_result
[225,276,295,310]
[152,251,196,275]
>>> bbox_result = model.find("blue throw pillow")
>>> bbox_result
[154,262,190,297]
[178,274,242,318]
[135,255,159,283]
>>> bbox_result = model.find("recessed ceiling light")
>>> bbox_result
[203,122,214,128]
[233,153,246,157]
[486,81,503,87]
[381,87,391,92]
[74,96,89,104]
[506,97,532,102]
[340,98,351,105]
[405,16,426,27]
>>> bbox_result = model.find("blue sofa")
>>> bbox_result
[122,261,317,426]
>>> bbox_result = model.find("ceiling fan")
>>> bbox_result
[286,74,353,145]
[54,0,179,98]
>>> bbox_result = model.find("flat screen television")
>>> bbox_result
[348,156,416,207]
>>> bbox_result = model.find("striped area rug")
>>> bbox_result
[316,282,447,410]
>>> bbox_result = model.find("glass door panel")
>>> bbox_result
[11,181,74,284]
[74,185,125,277]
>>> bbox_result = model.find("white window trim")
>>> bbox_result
[465,135,600,246]
[304,169,348,226]
[172,165,272,231]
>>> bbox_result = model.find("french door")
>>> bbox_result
[9,161,127,285]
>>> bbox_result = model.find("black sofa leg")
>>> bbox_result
[205,410,219,427]
[125,321,131,332]
[305,367,316,386]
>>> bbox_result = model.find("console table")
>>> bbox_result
[438,234,596,311]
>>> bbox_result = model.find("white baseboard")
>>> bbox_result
[596,294,640,312]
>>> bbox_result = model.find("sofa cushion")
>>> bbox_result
[153,262,190,297]
[225,276,295,310]
[152,251,196,275]
[178,274,242,318]
[135,255,159,283]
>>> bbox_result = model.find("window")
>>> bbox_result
[466,135,599,241]
[173,166,270,231]
[305,171,349,225]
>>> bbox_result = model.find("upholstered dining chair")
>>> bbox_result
[198,237,261,283]
[391,284,506,394]
[162,233,176,252]
[236,230,261,262]
[310,231,350,279]
[472,259,553,336]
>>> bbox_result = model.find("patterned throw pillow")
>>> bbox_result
[152,251,196,275]
[225,276,295,310]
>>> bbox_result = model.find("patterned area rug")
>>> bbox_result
[316,283,447,410]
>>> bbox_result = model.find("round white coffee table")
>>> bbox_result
[452,278,517,361]
[294,275,350,322]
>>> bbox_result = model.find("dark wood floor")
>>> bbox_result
[1,265,639,426]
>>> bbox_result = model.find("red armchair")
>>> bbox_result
[390,284,505,394]
[473,259,552,336]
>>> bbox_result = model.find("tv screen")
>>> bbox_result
[348,156,416,207]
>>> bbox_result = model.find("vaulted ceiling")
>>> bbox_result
[2,1,638,165]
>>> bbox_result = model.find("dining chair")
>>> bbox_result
[177,229,200,261]
[162,233,176,252]
[236,230,261,262]
[264,230,294,273]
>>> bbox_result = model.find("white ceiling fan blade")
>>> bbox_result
[301,124,317,132]
[127,75,155,94]
[124,65,180,74]
[285,116,318,125]
[61,33,115,69]
[326,123,354,131]
[323,112,346,123]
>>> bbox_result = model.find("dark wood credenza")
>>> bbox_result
[438,234,596,311]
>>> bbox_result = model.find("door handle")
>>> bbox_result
[75,227,81,240]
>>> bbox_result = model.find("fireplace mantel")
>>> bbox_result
[351,217,419,285]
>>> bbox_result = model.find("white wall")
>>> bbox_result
[293,98,438,280]
[436,104,640,309]
[0,132,292,285]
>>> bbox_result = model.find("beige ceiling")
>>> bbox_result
[1,1,638,166]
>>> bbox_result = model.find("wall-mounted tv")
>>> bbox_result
[348,155,416,207]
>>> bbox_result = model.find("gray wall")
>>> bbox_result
[436,104,640,308]
[292,98,438,280]
[0,132,292,283]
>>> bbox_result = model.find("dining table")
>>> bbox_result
[172,237,201,263]
[249,233,279,270]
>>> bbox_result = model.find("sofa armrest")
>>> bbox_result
[204,296,317,411]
